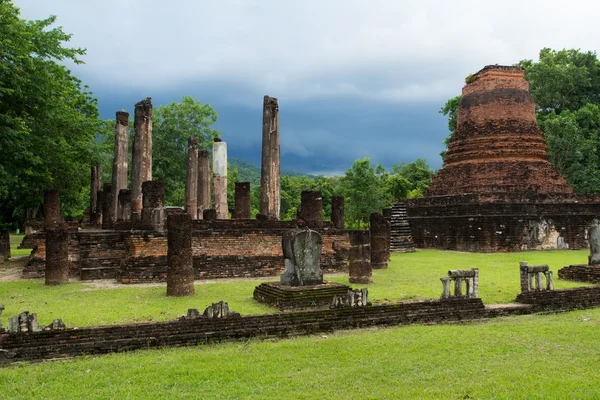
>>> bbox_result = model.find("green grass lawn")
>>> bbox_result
[8,233,30,257]
[0,249,598,398]
[0,250,592,328]
[2,310,600,399]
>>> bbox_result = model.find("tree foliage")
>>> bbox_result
[0,2,100,226]
[152,96,220,205]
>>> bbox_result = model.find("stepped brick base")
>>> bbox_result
[558,265,600,284]
[253,282,351,310]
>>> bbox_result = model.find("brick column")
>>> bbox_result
[45,227,69,285]
[117,189,132,227]
[101,183,112,230]
[197,150,211,219]
[166,213,195,296]
[90,164,101,224]
[260,95,280,219]
[212,138,228,219]
[141,181,165,231]
[131,97,153,223]
[43,189,61,230]
[0,230,10,262]
[299,191,323,228]
[233,182,251,219]
[185,137,199,219]
[370,212,390,269]
[349,230,372,284]
[331,195,345,229]
[95,189,104,228]
[203,209,217,221]
[110,111,129,227]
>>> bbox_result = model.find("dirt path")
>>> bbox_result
[0,257,28,281]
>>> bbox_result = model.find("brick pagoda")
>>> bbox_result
[405,65,600,252]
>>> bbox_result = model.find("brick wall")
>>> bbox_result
[406,195,600,252]
[558,265,600,284]
[0,298,486,364]
[118,221,350,283]
[23,221,350,282]
[515,286,600,311]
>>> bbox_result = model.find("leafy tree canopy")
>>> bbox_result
[0,2,100,226]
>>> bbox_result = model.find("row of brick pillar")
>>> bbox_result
[348,211,392,284]
[90,98,153,228]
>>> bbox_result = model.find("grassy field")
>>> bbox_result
[0,249,591,328]
[8,233,30,257]
[1,247,598,398]
[1,310,600,399]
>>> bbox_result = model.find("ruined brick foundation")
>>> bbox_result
[401,66,600,252]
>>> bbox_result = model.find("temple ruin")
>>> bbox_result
[20,96,355,284]
[404,65,600,252]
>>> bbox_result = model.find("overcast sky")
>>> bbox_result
[14,0,600,174]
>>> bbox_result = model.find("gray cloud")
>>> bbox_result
[13,0,600,175]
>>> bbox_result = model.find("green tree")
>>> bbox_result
[338,158,391,228]
[438,95,461,161]
[152,96,220,205]
[0,2,101,226]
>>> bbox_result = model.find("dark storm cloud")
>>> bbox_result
[14,0,600,174]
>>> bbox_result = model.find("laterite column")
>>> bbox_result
[131,97,153,223]
[299,191,323,228]
[233,182,251,219]
[370,212,390,269]
[349,230,372,284]
[185,137,199,219]
[45,227,69,285]
[166,213,195,296]
[110,111,129,226]
[197,150,211,219]
[331,195,345,229]
[212,138,228,219]
[260,95,280,219]
[44,189,61,230]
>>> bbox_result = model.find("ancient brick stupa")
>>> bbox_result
[405,65,600,252]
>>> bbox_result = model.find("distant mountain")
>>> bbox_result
[229,158,313,185]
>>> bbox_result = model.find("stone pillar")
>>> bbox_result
[44,189,61,230]
[95,190,104,227]
[233,182,251,219]
[299,191,323,228]
[212,138,228,219]
[131,97,153,223]
[166,213,195,296]
[331,195,345,229]
[589,222,600,265]
[203,209,217,221]
[90,164,101,224]
[260,95,280,219]
[349,230,372,284]
[45,227,69,285]
[370,212,390,269]
[197,150,211,219]
[117,189,132,226]
[519,261,529,292]
[110,111,129,227]
[0,230,10,262]
[141,181,165,231]
[185,137,199,219]
[101,183,112,230]
[382,208,392,260]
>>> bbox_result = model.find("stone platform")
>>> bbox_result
[558,264,600,283]
[253,282,351,311]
